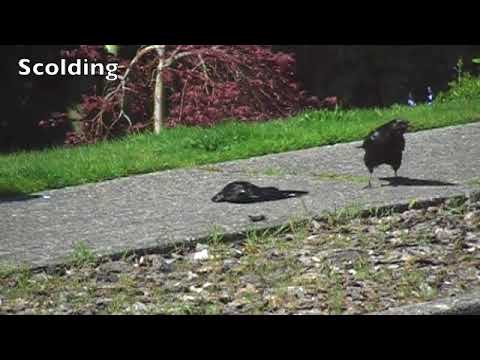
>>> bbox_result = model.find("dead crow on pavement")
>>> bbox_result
[212,181,308,204]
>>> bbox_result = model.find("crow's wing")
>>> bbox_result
[362,129,392,148]
[362,120,403,149]
[393,135,406,152]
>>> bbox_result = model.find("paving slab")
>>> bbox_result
[1,122,480,268]
[371,289,480,315]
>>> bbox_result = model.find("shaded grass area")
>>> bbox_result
[1,99,479,195]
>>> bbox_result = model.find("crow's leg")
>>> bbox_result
[392,164,400,178]
[363,170,374,190]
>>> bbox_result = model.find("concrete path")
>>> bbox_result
[1,122,480,268]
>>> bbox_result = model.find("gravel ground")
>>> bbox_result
[1,197,479,315]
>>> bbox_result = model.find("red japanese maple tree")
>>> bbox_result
[42,45,321,145]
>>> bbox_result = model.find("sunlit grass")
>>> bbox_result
[1,98,479,195]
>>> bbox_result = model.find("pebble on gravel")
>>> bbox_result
[193,249,209,262]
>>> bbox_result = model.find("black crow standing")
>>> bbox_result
[358,119,410,188]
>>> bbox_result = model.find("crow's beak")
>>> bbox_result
[211,194,224,202]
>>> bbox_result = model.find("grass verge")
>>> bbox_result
[1,98,479,195]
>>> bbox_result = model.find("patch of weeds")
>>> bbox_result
[151,289,181,312]
[266,289,287,311]
[207,225,225,248]
[408,198,419,210]
[201,302,223,315]
[362,298,383,314]
[409,271,439,300]
[259,261,282,284]
[170,242,191,258]
[1,265,36,299]
[341,203,364,220]
[242,167,299,177]
[421,283,439,301]
[244,230,263,255]
[453,237,466,253]
[198,165,224,173]
[152,287,168,301]
[355,233,373,248]
[468,178,480,187]
[365,266,394,286]
[69,241,97,267]
[314,172,369,184]
[241,168,286,176]
[317,266,345,314]
[269,222,294,238]
[162,301,197,315]
[444,197,468,215]
[314,262,345,314]
[415,230,435,246]
[376,219,392,234]
[85,283,98,299]
[326,233,353,248]
[287,217,310,242]
[388,229,411,247]
[369,206,395,219]
[263,167,287,177]
[239,255,262,278]
[352,257,373,281]
[445,196,467,207]
[325,203,363,226]
[117,274,138,293]
[63,288,95,310]
[327,284,346,315]
[14,267,34,291]
[106,294,129,314]
[0,263,21,279]
[119,249,135,262]
[396,268,432,300]
[243,227,280,254]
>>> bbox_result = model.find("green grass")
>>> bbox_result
[468,178,480,187]
[1,98,480,195]
[68,241,97,267]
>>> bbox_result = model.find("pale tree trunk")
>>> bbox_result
[153,45,166,134]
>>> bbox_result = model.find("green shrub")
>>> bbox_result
[437,58,480,101]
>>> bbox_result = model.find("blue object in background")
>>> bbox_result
[407,92,416,107]
[426,86,434,105]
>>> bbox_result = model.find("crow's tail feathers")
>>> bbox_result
[282,190,309,198]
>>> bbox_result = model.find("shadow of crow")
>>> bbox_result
[212,181,309,204]
[358,119,410,188]
[379,177,457,187]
